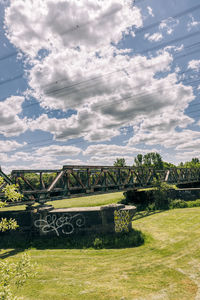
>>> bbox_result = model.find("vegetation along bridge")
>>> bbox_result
[1,165,200,205]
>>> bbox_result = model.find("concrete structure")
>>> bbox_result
[0,204,136,237]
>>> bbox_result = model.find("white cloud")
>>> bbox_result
[147,6,154,17]
[60,158,85,165]
[144,32,163,42]
[3,0,197,166]
[83,144,149,157]
[176,139,200,151]
[0,96,27,137]
[27,51,195,144]
[87,155,134,166]
[188,60,200,72]
[5,0,142,59]
[175,150,200,163]
[0,153,8,162]
[35,145,82,156]
[159,17,179,35]
[187,16,200,31]
[0,140,26,152]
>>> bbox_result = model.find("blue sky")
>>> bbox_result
[0,0,200,172]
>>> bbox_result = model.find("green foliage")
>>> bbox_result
[163,161,176,168]
[134,152,164,169]
[0,177,22,232]
[114,158,126,167]
[93,237,103,249]
[152,180,171,210]
[134,154,143,167]
[0,253,33,300]
[0,177,34,300]
[0,230,144,250]
[187,199,200,208]
[0,218,18,232]
[178,157,200,168]
[169,199,188,209]
[3,184,23,202]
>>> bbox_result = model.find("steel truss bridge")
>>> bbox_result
[1,165,200,204]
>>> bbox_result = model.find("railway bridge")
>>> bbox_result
[1,165,200,205]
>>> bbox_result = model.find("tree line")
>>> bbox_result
[114,153,200,169]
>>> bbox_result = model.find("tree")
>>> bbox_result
[114,158,126,167]
[0,177,33,300]
[163,161,176,169]
[134,154,143,167]
[134,152,164,169]
[178,158,200,168]
[143,152,164,169]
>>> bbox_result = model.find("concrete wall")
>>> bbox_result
[0,204,136,237]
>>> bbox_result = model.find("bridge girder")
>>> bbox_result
[1,166,200,204]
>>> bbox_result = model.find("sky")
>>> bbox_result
[0,0,200,173]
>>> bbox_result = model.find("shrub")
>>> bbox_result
[152,181,172,210]
[170,199,188,209]
[187,199,200,208]
[93,237,103,249]
[0,229,145,250]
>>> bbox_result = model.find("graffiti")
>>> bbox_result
[114,210,131,233]
[34,213,85,236]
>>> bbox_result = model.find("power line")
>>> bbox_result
[1,37,199,96]
[140,30,200,55]
[41,51,199,104]
[0,73,24,87]
[1,3,200,154]
[11,75,200,153]
[1,1,199,66]
[136,3,200,34]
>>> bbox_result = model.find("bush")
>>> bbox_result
[170,199,188,209]
[93,237,103,249]
[187,199,200,208]
[0,229,145,250]
[153,181,171,210]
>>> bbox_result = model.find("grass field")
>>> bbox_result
[1,205,200,299]
[1,192,125,211]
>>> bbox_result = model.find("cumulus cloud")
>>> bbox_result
[3,0,197,166]
[28,48,172,112]
[129,121,199,150]
[26,51,195,143]
[2,145,83,172]
[147,6,154,17]
[87,155,134,166]
[159,17,179,35]
[176,139,200,151]
[0,140,26,152]
[5,0,142,58]
[187,16,200,31]
[60,158,85,165]
[0,96,27,137]
[144,32,163,42]
[175,150,200,163]
[83,144,150,157]
[35,145,82,156]
[188,60,200,71]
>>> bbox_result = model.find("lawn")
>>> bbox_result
[1,192,125,211]
[1,206,200,299]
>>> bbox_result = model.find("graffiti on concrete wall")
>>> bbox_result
[114,210,131,233]
[34,213,85,236]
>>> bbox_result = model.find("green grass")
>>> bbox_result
[48,192,125,208]
[2,207,200,299]
[1,192,125,211]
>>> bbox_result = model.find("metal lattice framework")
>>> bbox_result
[1,165,200,204]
